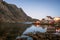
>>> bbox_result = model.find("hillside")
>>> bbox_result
[0,0,38,23]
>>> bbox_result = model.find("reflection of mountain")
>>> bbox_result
[23,25,47,34]
[0,0,38,23]
[0,23,32,40]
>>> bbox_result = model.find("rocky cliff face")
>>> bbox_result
[0,0,3,2]
[0,1,38,23]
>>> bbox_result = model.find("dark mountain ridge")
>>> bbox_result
[0,0,39,23]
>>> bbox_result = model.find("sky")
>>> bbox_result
[4,0,60,19]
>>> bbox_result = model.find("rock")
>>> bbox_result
[0,0,3,2]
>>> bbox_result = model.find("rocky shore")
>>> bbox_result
[24,32,60,40]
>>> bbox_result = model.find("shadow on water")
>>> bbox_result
[0,23,32,40]
[0,23,60,40]
[23,25,47,34]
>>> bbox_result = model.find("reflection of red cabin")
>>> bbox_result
[33,21,40,25]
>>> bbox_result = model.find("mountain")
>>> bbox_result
[0,0,39,23]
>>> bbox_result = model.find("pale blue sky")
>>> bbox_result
[4,0,60,19]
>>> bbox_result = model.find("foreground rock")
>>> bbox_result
[17,33,60,40]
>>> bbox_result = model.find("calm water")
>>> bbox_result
[1,23,60,40]
[23,24,58,34]
[23,25,47,34]
[16,24,60,40]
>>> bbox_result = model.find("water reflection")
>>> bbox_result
[1,23,60,40]
[16,24,60,40]
[23,25,60,34]
[0,23,32,40]
[23,25,47,34]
